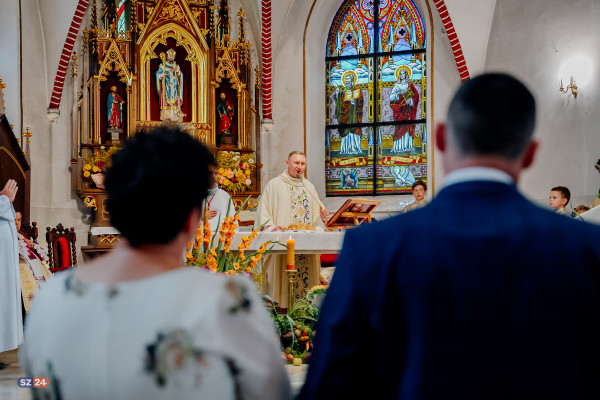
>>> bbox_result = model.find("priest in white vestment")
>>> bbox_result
[255,151,330,307]
[203,162,237,245]
[0,179,23,353]
[15,211,53,313]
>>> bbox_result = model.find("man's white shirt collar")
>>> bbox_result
[442,167,514,189]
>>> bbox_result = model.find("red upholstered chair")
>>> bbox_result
[320,253,338,267]
[46,224,77,272]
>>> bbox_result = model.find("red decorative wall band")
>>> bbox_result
[433,0,470,82]
[48,0,90,109]
[261,0,272,119]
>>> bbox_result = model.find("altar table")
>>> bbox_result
[232,230,346,306]
[230,230,346,254]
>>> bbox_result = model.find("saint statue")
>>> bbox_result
[107,86,125,129]
[216,92,235,147]
[156,49,184,122]
[389,67,419,153]
[334,71,363,155]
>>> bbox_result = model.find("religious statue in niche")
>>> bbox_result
[389,66,419,153]
[216,91,235,147]
[334,70,363,155]
[156,48,184,122]
[107,86,125,129]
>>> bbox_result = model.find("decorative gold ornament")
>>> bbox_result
[97,39,133,84]
[84,196,98,210]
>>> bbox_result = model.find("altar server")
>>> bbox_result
[255,151,329,307]
[202,160,237,245]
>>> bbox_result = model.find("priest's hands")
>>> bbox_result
[320,206,330,223]
[0,179,18,203]
[206,210,218,220]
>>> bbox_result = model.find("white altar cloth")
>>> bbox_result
[230,231,346,254]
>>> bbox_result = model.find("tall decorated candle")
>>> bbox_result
[286,237,295,270]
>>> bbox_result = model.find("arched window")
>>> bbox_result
[117,0,131,33]
[325,0,427,196]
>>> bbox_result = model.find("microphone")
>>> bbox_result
[296,173,328,222]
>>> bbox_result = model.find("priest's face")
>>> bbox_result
[209,165,219,188]
[15,211,22,232]
[286,154,306,179]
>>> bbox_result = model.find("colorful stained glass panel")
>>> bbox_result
[326,128,374,195]
[327,1,374,58]
[376,124,427,194]
[327,60,373,128]
[378,0,426,52]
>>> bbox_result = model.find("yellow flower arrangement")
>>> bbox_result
[82,146,120,185]
[186,197,280,285]
[216,151,256,193]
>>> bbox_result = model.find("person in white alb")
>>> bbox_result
[203,161,237,245]
[0,179,22,356]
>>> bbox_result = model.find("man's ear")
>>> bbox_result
[521,140,538,169]
[435,123,446,152]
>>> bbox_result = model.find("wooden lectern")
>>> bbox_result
[326,198,381,230]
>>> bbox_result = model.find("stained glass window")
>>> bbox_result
[325,0,427,196]
[117,0,130,33]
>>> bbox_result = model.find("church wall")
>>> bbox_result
[0,0,21,133]
[485,0,600,209]
[269,0,462,216]
[2,0,92,262]
[442,0,497,77]
[23,1,89,260]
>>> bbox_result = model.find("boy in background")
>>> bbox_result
[402,180,428,213]
[549,186,570,215]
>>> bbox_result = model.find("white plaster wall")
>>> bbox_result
[485,0,600,209]
[4,0,92,262]
[443,0,497,76]
[269,0,461,216]
[0,0,21,132]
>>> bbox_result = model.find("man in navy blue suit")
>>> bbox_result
[300,73,600,399]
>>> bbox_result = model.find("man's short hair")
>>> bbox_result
[447,73,536,159]
[412,180,427,191]
[288,151,305,159]
[551,186,571,203]
[106,126,215,247]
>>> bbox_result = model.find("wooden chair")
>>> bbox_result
[19,220,39,243]
[46,224,77,272]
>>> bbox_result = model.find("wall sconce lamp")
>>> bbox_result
[559,77,578,98]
